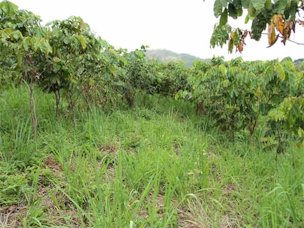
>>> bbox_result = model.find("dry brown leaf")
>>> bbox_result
[273,14,284,35]
[236,42,244,53]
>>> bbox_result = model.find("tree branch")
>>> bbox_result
[261,32,304,46]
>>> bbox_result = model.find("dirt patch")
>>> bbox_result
[219,215,238,228]
[176,197,212,228]
[36,185,81,226]
[177,207,211,228]
[222,183,237,196]
[173,141,182,156]
[154,194,165,215]
[104,164,115,182]
[137,193,167,220]
[0,205,27,228]
[44,156,62,172]
[99,144,119,155]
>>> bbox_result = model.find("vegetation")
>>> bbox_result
[145,49,204,67]
[1,86,303,227]
[212,0,304,52]
[0,0,303,227]
[178,57,304,151]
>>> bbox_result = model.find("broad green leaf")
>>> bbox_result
[63,37,69,45]
[228,3,238,19]
[228,37,234,53]
[12,31,22,40]
[237,7,243,17]
[214,0,223,17]
[220,0,229,6]
[288,0,298,20]
[219,8,228,26]
[252,0,266,11]
[76,35,87,50]
[0,1,18,16]
[265,0,272,10]
[241,0,250,8]
[248,3,257,17]
[53,57,61,63]
[276,63,286,81]
[245,14,250,23]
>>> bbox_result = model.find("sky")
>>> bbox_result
[10,0,304,61]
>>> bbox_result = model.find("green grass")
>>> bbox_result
[0,86,303,227]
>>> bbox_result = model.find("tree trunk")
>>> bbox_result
[54,90,61,117]
[196,102,206,115]
[29,78,37,138]
[25,55,37,138]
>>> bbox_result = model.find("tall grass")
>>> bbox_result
[0,86,303,227]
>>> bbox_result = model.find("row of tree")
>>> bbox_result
[1,1,303,152]
[178,57,304,152]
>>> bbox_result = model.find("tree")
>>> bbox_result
[0,0,51,136]
[211,0,304,53]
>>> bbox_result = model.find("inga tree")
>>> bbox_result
[0,0,51,136]
[40,17,94,113]
[211,0,304,53]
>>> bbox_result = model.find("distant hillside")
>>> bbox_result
[145,49,203,67]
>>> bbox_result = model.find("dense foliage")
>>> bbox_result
[178,57,304,151]
[0,0,303,152]
[211,0,304,52]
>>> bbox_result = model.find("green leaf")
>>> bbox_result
[273,0,288,13]
[265,0,272,10]
[76,35,87,50]
[63,38,69,45]
[12,31,22,40]
[0,1,18,16]
[276,63,286,81]
[245,14,250,23]
[241,0,250,8]
[288,0,298,20]
[248,3,257,17]
[220,8,228,26]
[237,7,243,17]
[53,57,61,63]
[228,3,238,19]
[252,0,266,11]
[214,0,223,17]
[221,0,229,6]
[228,38,234,53]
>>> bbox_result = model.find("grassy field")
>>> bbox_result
[0,86,303,227]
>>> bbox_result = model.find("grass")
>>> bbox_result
[0,86,303,227]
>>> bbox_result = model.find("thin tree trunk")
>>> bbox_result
[29,79,37,138]
[55,90,60,117]
[25,55,37,138]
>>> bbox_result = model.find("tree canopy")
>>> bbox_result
[211,0,304,53]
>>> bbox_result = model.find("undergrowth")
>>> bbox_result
[0,86,303,227]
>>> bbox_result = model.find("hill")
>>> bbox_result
[145,49,203,67]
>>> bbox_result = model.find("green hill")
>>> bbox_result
[145,49,203,67]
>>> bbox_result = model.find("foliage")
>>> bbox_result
[0,86,303,226]
[181,58,260,136]
[0,1,304,226]
[145,49,202,67]
[126,47,191,98]
[1,0,303,152]
[0,1,51,86]
[178,57,304,151]
[212,0,303,52]
[266,96,304,152]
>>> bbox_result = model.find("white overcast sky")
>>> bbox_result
[10,0,304,61]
